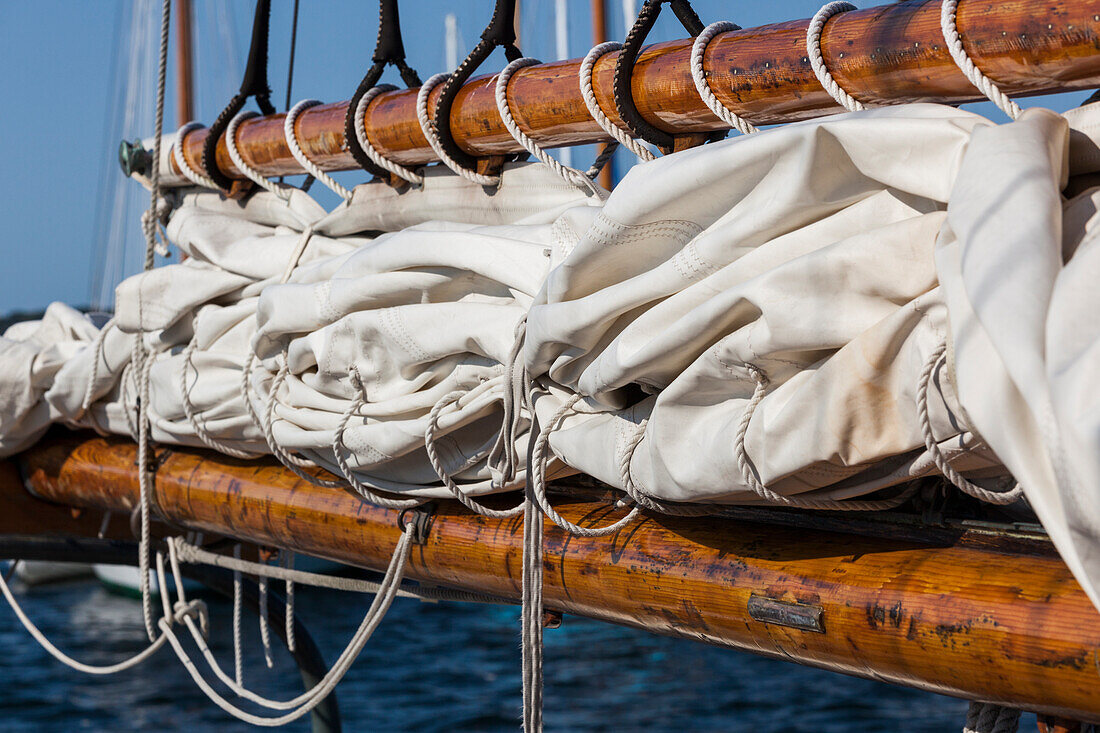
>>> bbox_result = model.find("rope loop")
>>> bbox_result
[692,21,758,136]
[417,73,501,186]
[916,342,1024,505]
[614,0,724,151]
[173,122,220,190]
[734,364,917,511]
[331,365,427,509]
[529,395,642,537]
[580,42,655,162]
[425,389,526,518]
[344,0,424,178]
[226,111,294,200]
[940,0,1021,119]
[432,0,521,173]
[202,0,276,191]
[354,84,424,185]
[807,2,866,112]
[496,57,605,197]
[285,100,352,200]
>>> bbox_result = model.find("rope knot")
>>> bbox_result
[173,598,209,638]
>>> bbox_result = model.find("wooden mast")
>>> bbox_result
[591,0,612,190]
[9,431,1100,723]
[174,0,194,128]
[162,0,1100,186]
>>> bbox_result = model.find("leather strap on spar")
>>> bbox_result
[202,0,277,192]
[615,0,730,152]
[431,0,523,174]
[344,0,423,180]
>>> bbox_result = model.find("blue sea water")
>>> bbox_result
[0,578,1006,732]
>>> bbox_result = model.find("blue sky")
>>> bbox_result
[0,0,1089,315]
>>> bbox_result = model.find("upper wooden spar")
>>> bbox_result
[10,431,1100,721]
[162,0,1100,186]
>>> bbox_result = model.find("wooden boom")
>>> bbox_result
[7,431,1100,722]
[161,0,1100,186]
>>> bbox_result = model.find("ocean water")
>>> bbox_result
[0,577,997,732]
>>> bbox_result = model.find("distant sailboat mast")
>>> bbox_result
[555,0,572,168]
[444,13,460,71]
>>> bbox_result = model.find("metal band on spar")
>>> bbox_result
[150,0,1100,187]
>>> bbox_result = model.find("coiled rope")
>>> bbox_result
[807,2,866,112]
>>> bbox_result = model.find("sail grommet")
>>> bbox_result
[614,0,726,153]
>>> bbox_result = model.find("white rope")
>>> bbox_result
[521,491,543,733]
[331,366,428,509]
[156,528,413,726]
[734,364,919,510]
[261,357,348,489]
[579,43,655,162]
[232,544,244,687]
[225,111,295,199]
[529,394,642,537]
[917,343,1024,505]
[940,0,1021,119]
[283,551,295,653]
[134,338,160,639]
[284,99,353,200]
[172,121,221,189]
[354,85,424,185]
[279,225,316,284]
[807,2,866,112]
[0,566,167,673]
[173,539,506,604]
[259,571,274,668]
[496,57,605,197]
[488,317,529,489]
[425,389,525,519]
[692,23,759,136]
[617,420,717,517]
[180,335,261,459]
[416,73,501,186]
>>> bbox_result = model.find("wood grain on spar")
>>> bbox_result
[9,431,1100,721]
[167,0,1100,182]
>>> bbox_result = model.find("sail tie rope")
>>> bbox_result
[691,22,758,136]
[495,57,608,197]
[807,3,866,113]
[257,355,348,489]
[201,0,276,192]
[940,0,1021,120]
[330,364,427,509]
[431,0,522,179]
[173,122,221,190]
[618,419,718,516]
[417,73,502,186]
[225,111,295,199]
[424,388,526,519]
[615,0,725,151]
[353,84,425,185]
[180,333,262,459]
[917,342,1024,505]
[285,100,353,201]
[345,0,423,181]
[580,43,655,162]
[734,364,919,510]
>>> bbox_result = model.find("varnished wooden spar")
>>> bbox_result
[164,0,1100,185]
[9,432,1100,721]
